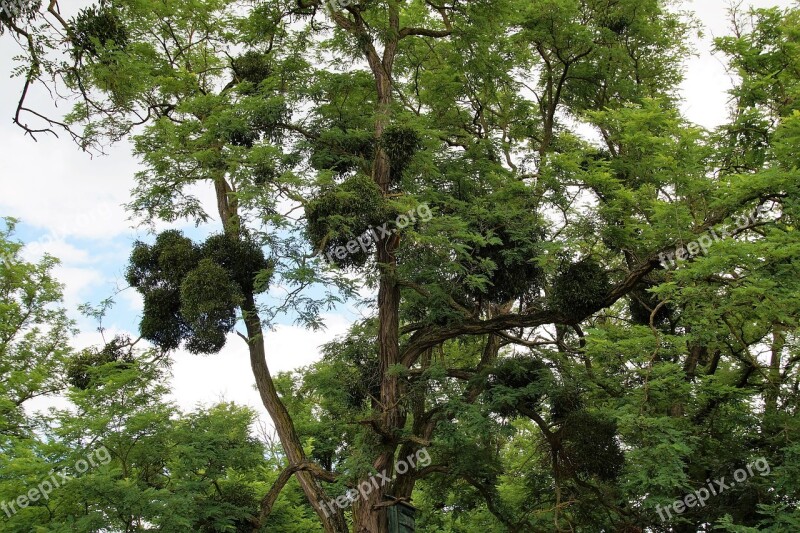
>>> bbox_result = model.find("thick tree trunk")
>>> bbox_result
[242,296,349,532]
[213,181,348,533]
[766,327,786,416]
[352,47,403,533]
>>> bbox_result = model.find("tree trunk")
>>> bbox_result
[242,295,349,532]
[766,327,785,417]
[352,46,402,533]
[213,180,348,533]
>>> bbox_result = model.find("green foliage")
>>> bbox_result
[467,219,546,304]
[485,356,551,416]
[70,5,128,60]
[559,410,624,482]
[417,180,547,307]
[66,336,134,390]
[309,128,375,175]
[628,281,674,327]
[232,50,272,86]
[304,173,392,268]
[0,218,72,444]
[127,230,271,354]
[0,0,41,34]
[378,125,422,183]
[7,0,800,531]
[2,294,319,533]
[180,259,242,354]
[200,233,274,294]
[550,258,611,318]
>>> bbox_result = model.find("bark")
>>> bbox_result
[348,4,404,530]
[242,296,348,532]
[352,79,397,533]
[766,327,786,416]
[212,178,348,533]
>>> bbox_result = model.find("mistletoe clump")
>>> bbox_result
[179,259,242,354]
[66,336,134,390]
[470,223,546,304]
[70,5,128,60]
[126,231,272,354]
[250,97,289,142]
[378,125,422,183]
[323,330,381,411]
[200,234,274,294]
[458,203,546,305]
[485,356,551,417]
[550,258,611,319]
[215,97,288,149]
[126,230,201,290]
[559,410,625,481]
[232,50,272,86]
[305,174,392,268]
[309,128,375,175]
[599,12,632,35]
[549,386,584,423]
[226,123,258,148]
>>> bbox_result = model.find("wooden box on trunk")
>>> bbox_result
[386,499,416,533]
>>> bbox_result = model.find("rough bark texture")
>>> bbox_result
[213,181,348,533]
[347,4,404,530]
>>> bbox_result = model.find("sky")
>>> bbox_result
[0,0,795,419]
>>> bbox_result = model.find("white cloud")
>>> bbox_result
[0,132,138,240]
[118,287,144,313]
[52,265,107,312]
[166,313,351,413]
[22,238,91,265]
[679,0,794,129]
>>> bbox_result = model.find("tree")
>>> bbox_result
[0,218,72,445]
[3,1,800,531]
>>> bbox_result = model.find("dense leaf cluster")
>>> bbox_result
[126,230,272,354]
[378,125,423,183]
[550,259,611,319]
[66,336,134,390]
[305,174,394,268]
[70,5,128,59]
[232,50,272,86]
[468,221,546,304]
[485,356,550,416]
[559,410,625,482]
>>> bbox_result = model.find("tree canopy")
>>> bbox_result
[2,1,800,532]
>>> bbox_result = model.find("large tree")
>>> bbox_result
[3,1,799,531]
[0,225,324,532]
